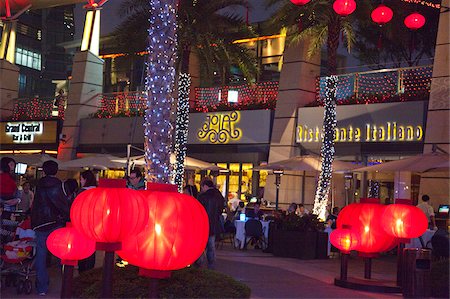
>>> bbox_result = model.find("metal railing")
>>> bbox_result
[11,96,67,120]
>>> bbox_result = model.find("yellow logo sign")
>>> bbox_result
[197,111,242,144]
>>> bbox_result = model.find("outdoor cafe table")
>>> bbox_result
[405,229,436,249]
[234,219,271,249]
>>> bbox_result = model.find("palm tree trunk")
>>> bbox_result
[174,47,191,191]
[144,0,178,184]
[313,18,340,219]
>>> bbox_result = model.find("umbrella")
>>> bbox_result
[59,154,126,170]
[253,155,358,172]
[113,154,225,171]
[0,154,59,166]
[355,152,450,173]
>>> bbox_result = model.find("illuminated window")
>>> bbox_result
[15,47,42,71]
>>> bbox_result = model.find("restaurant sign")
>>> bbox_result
[0,121,58,144]
[188,110,272,145]
[296,101,426,144]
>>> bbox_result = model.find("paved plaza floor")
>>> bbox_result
[1,244,402,298]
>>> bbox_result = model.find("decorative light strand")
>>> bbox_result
[174,72,191,191]
[313,75,338,220]
[144,0,178,184]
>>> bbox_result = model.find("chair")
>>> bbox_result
[244,219,266,250]
[216,220,236,249]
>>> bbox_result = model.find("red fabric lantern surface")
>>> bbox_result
[333,0,356,17]
[337,203,398,255]
[330,228,359,253]
[381,204,428,239]
[118,191,209,271]
[46,224,96,266]
[290,0,311,5]
[371,4,393,25]
[404,12,426,30]
[70,188,148,244]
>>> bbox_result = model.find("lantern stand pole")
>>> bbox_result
[60,264,74,298]
[396,242,405,286]
[274,170,283,211]
[364,257,372,279]
[139,268,171,299]
[97,242,122,299]
[340,252,349,281]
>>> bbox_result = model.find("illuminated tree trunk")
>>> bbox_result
[144,0,178,183]
[313,18,340,219]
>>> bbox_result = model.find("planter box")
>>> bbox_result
[272,229,328,259]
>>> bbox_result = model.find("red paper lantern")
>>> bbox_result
[333,0,356,17]
[404,12,426,30]
[118,192,209,271]
[290,0,311,5]
[70,188,148,245]
[371,4,393,25]
[47,224,96,266]
[330,228,359,253]
[382,204,428,239]
[337,203,398,254]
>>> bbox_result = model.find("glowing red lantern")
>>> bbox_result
[330,227,359,253]
[47,224,96,266]
[290,0,311,5]
[70,188,148,246]
[382,204,428,239]
[371,4,393,25]
[337,203,398,254]
[118,192,209,271]
[404,12,426,30]
[333,0,356,17]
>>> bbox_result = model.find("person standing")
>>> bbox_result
[31,161,70,296]
[0,157,20,219]
[77,170,97,272]
[18,182,34,213]
[197,178,225,269]
[326,207,340,229]
[417,194,438,230]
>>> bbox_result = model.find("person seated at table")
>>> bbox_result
[286,203,298,216]
[246,202,264,220]
[296,204,309,217]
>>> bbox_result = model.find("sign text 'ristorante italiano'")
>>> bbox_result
[296,101,426,144]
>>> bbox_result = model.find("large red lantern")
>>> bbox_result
[337,203,398,254]
[381,204,428,239]
[371,4,393,25]
[333,0,356,17]
[290,0,311,5]
[47,224,96,265]
[330,227,359,253]
[118,192,209,271]
[404,12,426,30]
[70,188,148,245]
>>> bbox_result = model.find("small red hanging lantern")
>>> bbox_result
[404,12,426,30]
[47,223,96,266]
[330,227,359,254]
[337,203,398,254]
[290,0,311,6]
[382,204,428,240]
[118,191,209,273]
[333,0,356,17]
[371,4,393,25]
[70,188,148,247]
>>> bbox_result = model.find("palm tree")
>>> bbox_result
[116,0,258,188]
[267,0,368,219]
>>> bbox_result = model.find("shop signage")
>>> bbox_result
[188,109,272,145]
[1,121,58,144]
[296,101,426,144]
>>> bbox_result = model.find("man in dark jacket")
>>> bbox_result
[31,160,69,296]
[197,179,225,269]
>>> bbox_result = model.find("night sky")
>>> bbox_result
[74,0,277,39]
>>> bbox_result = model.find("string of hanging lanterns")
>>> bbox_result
[289,0,427,30]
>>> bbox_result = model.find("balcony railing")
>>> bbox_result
[11,96,66,120]
[314,65,432,105]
